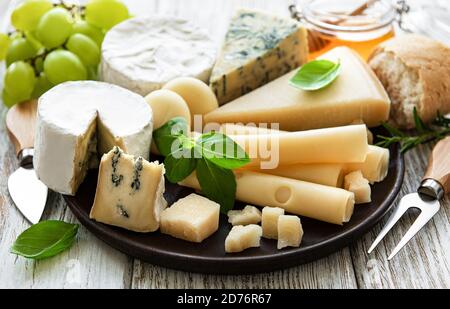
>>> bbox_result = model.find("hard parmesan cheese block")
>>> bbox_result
[277,215,303,249]
[227,205,262,226]
[163,77,218,127]
[210,9,308,105]
[34,81,153,195]
[230,125,368,168]
[160,193,220,243]
[344,171,371,204]
[262,207,284,239]
[101,16,216,96]
[89,147,166,232]
[225,224,262,253]
[205,47,390,130]
[179,171,355,225]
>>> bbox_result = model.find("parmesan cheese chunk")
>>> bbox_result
[160,193,220,243]
[262,207,285,239]
[277,215,303,249]
[344,171,372,204]
[227,205,262,226]
[225,224,262,253]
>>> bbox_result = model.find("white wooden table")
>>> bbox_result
[0,0,449,289]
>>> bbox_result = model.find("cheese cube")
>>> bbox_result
[90,147,166,232]
[277,215,303,249]
[227,205,262,226]
[160,193,220,243]
[344,171,372,204]
[262,207,285,239]
[225,224,262,253]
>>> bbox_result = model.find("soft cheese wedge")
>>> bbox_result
[90,147,166,232]
[205,46,390,130]
[34,81,153,195]
[210,9,308,105]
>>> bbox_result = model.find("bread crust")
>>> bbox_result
[369,34,450,128]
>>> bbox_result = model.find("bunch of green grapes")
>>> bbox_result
[0,0,130,107]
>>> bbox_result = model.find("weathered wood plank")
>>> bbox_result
[350,144,450,289]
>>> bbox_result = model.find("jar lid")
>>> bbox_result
[400,0,450,46]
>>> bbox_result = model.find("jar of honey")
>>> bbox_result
[290,0,408,60]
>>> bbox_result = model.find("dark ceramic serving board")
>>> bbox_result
[65,127,404,274]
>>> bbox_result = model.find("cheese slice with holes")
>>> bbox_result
[179,171,355,225]
[34,81,153,195]
[205,46,390,130]
[89,147,166,232]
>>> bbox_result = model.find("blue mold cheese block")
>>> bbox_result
[210,8,308,105]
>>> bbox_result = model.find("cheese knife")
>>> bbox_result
[6,99,47,224]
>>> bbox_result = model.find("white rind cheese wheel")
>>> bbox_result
[34,81,153,195]
[101,16,216,96]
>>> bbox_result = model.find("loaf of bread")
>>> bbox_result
[368,34,450,129]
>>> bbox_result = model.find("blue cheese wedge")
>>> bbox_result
[90,147,166,232]
[210,9,308,105]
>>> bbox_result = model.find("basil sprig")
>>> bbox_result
[11,220,79,260]
[289,59,341,91]
[153,118,250,213]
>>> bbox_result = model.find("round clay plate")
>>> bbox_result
[65,127,404,274]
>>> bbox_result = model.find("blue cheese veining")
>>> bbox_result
[90,147,167,232]
[210,9,308,105]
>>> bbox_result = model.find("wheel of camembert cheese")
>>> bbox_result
[100,16,216,96]
[34,81,153,196]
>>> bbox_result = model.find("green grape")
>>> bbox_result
[87,65,98,80]
[32,73,53,98]
[11,0,53,31]
[25,31,44,51]
[4,61,36,103]
[66,33,100,66]
[36,8,74,49]
[6,37,36,67]
[34,57,44,73]
[86,0,129,30]
[2,89,17,108]
[0,33,10,60]
[44,50,87,84]
[72,20,105,47]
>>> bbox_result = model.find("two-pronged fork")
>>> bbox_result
[368,136,450,260]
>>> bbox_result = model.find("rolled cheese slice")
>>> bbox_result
[230,124,368,168]
[163,77,218,127]
[145,89,191,154]
[343,145,389,184]
[179,171,355,225]
[243,163,345,187]
[220,123,283,135]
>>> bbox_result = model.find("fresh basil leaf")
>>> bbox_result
[196,158,236,214]
[11,220,79,260]
[164,148,197,183]
[196,132,250,169]
[152,117,189,156]
[289,59,341,91]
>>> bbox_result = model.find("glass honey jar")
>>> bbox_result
[290,0,409,60]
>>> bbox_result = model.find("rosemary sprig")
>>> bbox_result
[376,108,450,153]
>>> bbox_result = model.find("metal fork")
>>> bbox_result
[368,136,450,260]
